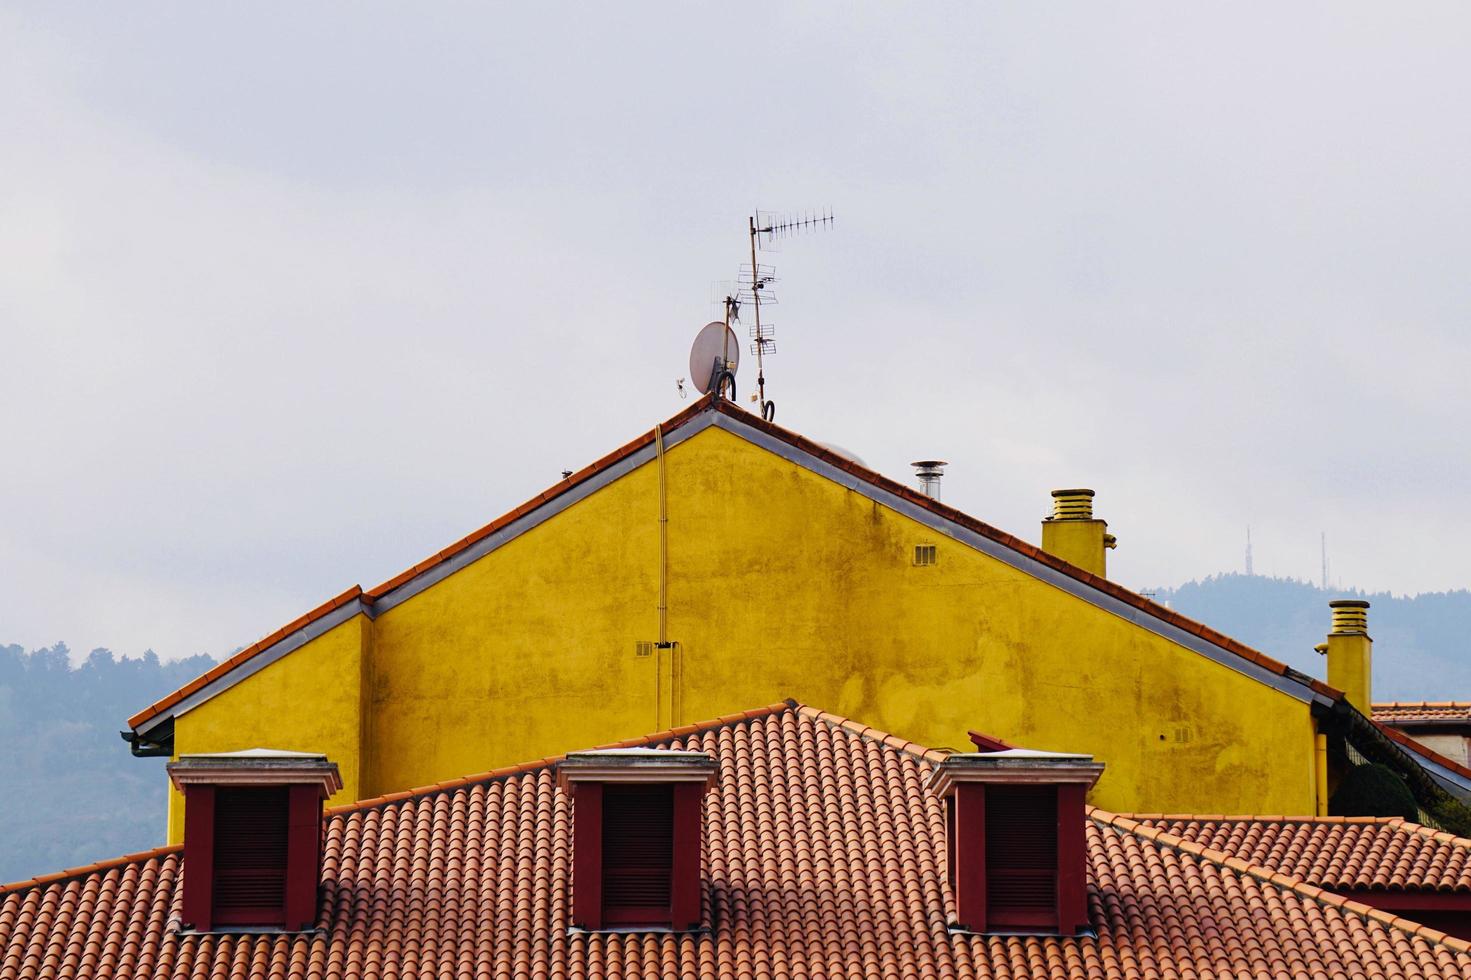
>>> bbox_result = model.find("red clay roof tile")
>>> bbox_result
[1377,703,1471,724]
[1129,814,1471,893]
[10,707,1471,978]
[1376,720,1471,780]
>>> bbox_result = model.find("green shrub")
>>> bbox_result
[1330,763,1418,820]
[1429,797,1471,837]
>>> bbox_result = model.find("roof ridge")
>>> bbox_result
[363,393,719,603]
[1374,720,1471,781]
[1375,701,1471,709]
[125,396,720,732]
[127,394,1340,734]
[714,400,1338,702]
[325,700,794,817]
[126,585,365,729]
[1119,813,1401,825]
[1381,816,1471,849]
[794,703,950,765]
[6,701,794,899]
[0,842,184,897]
[1093,808,1471,953]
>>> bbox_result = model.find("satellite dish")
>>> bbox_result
[818,442,868,467]
[689,321,740,395]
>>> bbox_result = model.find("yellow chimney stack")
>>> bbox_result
[1322,599,1372,711]
[1040,489,1116,578]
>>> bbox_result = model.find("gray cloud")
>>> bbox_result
[2,2,1468,662]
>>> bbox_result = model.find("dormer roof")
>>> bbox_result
[928,748,1106,795]
[557,747,718,788]
[167,747,342,794]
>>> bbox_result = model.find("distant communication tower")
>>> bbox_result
[1245,526,1254,577]
[1321,532,1329,591]
[727,209,833,422]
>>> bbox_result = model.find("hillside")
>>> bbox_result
[1152,575,1471,701]
[0,645,214,884]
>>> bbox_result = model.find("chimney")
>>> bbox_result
[168,749,342,932]
[1040,488,1116,578]
[559,748,717,931]
[929,748,1103,935]
[911,460,948,500]
[1318,599,1372,712]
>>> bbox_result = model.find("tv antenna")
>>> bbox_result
[1320,531,1329,591]
[731,209,833,421]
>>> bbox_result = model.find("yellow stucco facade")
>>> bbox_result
[160,411,1323,842]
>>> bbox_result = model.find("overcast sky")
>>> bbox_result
[3,4,1468,663]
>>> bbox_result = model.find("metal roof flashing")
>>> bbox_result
[928,751,1106,797]
[127,397,1335,749]
[557,748,717,790]
[168,748,343,795]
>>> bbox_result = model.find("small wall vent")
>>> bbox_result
[635,641,655,658]
[914,544,938,566]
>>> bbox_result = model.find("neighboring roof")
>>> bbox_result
[1375,721,1471,801]
[1378,703,1471,726]
[126,397,1342,737]
[1129,815,1471,893]
[13,703,1471,978]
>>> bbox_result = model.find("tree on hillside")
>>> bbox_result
[0,644,215,883]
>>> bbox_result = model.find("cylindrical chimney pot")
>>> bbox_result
[1329,599,1370,635]
[911,460,948,500]
[1050,489,1095,521]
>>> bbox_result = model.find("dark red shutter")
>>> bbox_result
[212,786,289,925]
[945,796,957,890]
[984,784,1058,930]
[602,784,673,925]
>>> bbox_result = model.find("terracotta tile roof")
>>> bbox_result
[717,403,1341,704]
[1376,720,1471,782]
[125,585,364,730]
[126,398,1342,735]
[1378,703,1471,725]
[1128,815,1471,893]
[12,703,1471,978]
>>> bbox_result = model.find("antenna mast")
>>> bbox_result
[747,216,769,416]
[733,209,833,422]
[1245,526,1253,577]
[1321,532,1328,591]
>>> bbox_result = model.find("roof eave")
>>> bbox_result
[127,395,1334,735]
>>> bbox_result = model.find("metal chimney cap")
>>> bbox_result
[911,461,949,499]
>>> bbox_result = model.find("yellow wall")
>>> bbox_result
[163,423,1318,841]
[1327,632,1373,713]
[1040,518,1109,577]
[167,613,370,842]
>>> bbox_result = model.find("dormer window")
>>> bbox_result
[559,748,717,931]
[929,748,1103,935]
[167,748,342,932]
